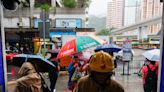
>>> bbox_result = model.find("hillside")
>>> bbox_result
[88,15,106,33]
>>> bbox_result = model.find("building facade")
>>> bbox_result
[3,0,89,53]
[106,0,125,29]
[124,0,138,26]
[140,0,163,35]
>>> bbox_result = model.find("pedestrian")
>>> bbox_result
[67,55,81,91]
[73,51,124,92]
[79,57,89,76]
[48,52,60,92]
[142,58,158,92]
[14,62,42,92]
[108,52,117,68]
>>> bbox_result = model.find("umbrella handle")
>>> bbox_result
[25,55,28,62]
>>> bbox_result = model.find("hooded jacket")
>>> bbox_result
[73,75,124,92]
[14,62,42,92]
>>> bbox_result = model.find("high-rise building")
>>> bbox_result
[140,0,163,34]
[106,0,125,29]
[124,0,138,26]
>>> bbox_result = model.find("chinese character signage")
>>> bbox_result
[55,18,82,28]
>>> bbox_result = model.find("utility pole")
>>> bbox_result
[0,1,7,92]
[30,0,34,28]
[40,9,46,57]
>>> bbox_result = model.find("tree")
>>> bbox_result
[96,27,117,35]
[96,28,111,35]
[63,0,76,8]
[35,0,51,11]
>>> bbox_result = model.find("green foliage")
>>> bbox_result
[20,0,30,7]
[40,3,50,11]
[96,28,111,35]
[35,0,51,11]
[63,0,76,8]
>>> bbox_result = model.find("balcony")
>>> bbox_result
[4,7,85,18]
[4,8,56,18]
[56,7,85,14]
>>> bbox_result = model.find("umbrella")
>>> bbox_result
[12,54,56,72]
[46,49,59,54]
[79,52,92,61]
[57,35,105,58]
[94,43,122,53]
[142,49,160,61]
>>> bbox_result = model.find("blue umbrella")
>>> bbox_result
[95,43,122,53]
[12,54,56,72]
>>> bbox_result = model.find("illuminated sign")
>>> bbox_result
[55,19,82,28]
[50,31,76,37]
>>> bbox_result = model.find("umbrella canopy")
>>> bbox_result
[94,43,122,53]
[142,49,160,61]
[57,35,105,59]
[79,52,92,62]
[46,49,59,54]
[12,54,55,72]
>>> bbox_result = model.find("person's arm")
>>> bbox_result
[16,73,41,86]
[67,63,75,73]
[142,66,147,84]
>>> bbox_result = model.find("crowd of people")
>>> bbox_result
[10,48,159,92]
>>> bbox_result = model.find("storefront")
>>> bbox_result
[5,28,39,53]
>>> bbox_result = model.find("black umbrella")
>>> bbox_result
[95,43,122,53]
[12,54,56,72]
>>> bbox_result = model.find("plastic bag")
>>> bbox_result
[71,68,81,82]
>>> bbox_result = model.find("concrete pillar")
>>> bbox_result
[138,27,142,41]
[138,26,148,42]
[51,0,56,7]
[142,26,148,39]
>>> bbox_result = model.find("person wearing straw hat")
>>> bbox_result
[73,51,124,92]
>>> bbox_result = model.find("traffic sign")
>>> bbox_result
[123,40,132,61]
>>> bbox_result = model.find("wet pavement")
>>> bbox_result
[55,49,146,92]
[7,49,146,92]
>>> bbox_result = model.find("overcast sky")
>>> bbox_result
[88,0,112,16]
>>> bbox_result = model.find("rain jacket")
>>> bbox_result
[73,75,124,92]
[14,62,42,92]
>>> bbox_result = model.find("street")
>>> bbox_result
[55,49,145,92]
[1,0,163,92]
[7,49,146,92]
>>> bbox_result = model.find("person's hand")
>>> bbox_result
[74,63,78,68]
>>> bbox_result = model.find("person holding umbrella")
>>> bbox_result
[142,49,160,92]
[47,49,60,92]
[14,62,42,92]
[73,51,124,92]
[142,58,158,92]
[11,54,57,92]
[94,43,122,72]
[67,55,81,91]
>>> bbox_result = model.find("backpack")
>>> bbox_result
[145,65,158,92]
